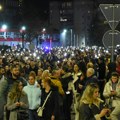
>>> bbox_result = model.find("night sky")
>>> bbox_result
[24,0,50,11]
[24,0,63,11]
[22,0,51,21]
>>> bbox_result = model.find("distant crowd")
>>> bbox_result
[0,46,120,120]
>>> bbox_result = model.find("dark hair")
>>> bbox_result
[29,71,36,79]
[89,83,99,88]
[111,72,119,78]
[10,65,20,70]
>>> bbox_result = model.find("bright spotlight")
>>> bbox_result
[21,26,26,31]
[63,29,67,33]
[0,5,2,10]
[2,24,7,30]
[42,28,46,32]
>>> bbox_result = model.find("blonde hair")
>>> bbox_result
[80,83,99,106]
[87,68,95,75]
[87,62,94,69]
[42,70,50,80]
[43,77,64,95]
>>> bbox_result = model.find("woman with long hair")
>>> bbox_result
[39,77,64,120]
[79,83,110,120]
[7,81,29,120]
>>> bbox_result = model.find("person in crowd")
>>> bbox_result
[28,59,38,75]
[23,71,41,120]
[61,66,73,120]
[36,68,43,87]
[4,64,11,78]
[68,63,84,120]
[39,77,62,120]
[7,65,27,89]
[116,55,120,75]
[6,65,27,120]
[0,66,8,120]
[85,68,98,86]
[0,58,3,66]
[97,57,106,100]
[41,70,51,80]
[86,61,94,69]
[79,83,110,120]
[106,61,116,82]
[51,69,61,80]
[50,77,65,120]
[103,72,120,120]
[7,81,29,120]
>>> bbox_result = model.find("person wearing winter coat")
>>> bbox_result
[7,81,29,120]
[0,67,8,120]
[23,71,41,120]
[103,72,120,120]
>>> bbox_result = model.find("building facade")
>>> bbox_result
[49,0,94,47]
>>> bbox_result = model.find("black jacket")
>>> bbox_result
[40,89,60,120]
[79,102,107,120]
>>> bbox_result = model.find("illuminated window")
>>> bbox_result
[60,17,67,22]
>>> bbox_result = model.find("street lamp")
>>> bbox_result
[0,5,2,11]
[42,28,46,32]
[21,26,26,31]
[61,29,67,47]
[70,29,72,46]
[20,26,26,48]
[1,24,7,31]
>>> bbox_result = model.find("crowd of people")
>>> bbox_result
[0,46,120,120]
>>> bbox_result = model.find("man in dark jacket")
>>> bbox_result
[5,65,27,120]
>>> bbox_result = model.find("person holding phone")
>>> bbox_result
[79,83,110,120]
[103,72,120,120]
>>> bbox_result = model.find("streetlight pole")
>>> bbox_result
[70,29,72,46]
[21,26,26,48]
[111,5,115,62]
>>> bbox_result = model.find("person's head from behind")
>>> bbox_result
[111,72,119,83]
[80,83,99,105]
[52,70,60,79]
[87,62,94,69]
[30,60,36,67]
[86,68,95,78]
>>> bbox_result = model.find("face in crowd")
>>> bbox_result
[74,64,79,73]
[11,67,20,78]
[111,75,118,83]
[28,75,36,85]
[18,82,23,91]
